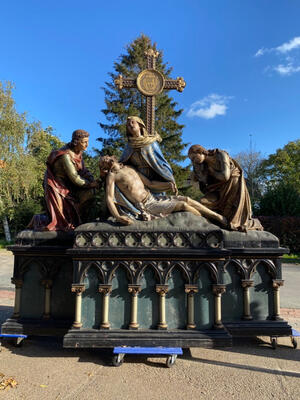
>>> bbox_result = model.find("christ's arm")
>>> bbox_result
[137,173,178,194]
[106,173,133,225]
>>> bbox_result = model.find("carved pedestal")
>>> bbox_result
[1,213,292,348]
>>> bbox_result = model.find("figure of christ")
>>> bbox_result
[99,156,227,226]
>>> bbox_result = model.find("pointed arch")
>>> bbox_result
[193,262,219,284]
[164,262,191,284]
[108,261,134,284]
[79,261,105,284]
[224,259,246,280]
[137,261,162,284]
[250,259,277,279]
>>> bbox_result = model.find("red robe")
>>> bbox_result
[43,147,88,231]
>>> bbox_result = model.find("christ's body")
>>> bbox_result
[100,156,227,227]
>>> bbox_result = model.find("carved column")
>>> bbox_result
[71,284,85,328]
[41,279,53,319]
[272,279,284,320]
[98,284,112,329]
[241,280,254,320]
[11,278,23,319]
[128,285,141,330]
[185,285,198,329]
[156,285,168,330]
[212,284,226,329]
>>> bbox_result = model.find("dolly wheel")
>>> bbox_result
[291,337,297,349]
[166,355,177,368]
[112,353,124,367]
[13,337,24,347]
[271,337,277,350]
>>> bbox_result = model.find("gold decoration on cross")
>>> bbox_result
[114,48,186,135]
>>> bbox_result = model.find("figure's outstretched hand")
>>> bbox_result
[117,216,133,225]
[169,182,178,195]
[88,180,100,189]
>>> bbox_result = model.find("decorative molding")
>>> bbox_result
[128,285,141,295]
[41,279,53,289]
[272,279,284,289]
[212,284,226,296]
[98,284,112,295]
[11,278,23,288]
[156,285,169,296]
[73,259,224,288]
[241,280,254,288]
[185,285,198,295]
[74,230,222,250]
[71,284,85,294]
[224,258,277,280]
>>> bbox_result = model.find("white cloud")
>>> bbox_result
[255,36,300,76]
[187,94,233,119]
[255,48,266,57]
[276,37,300,54]
[255,36,300,57]
[274,63,300,76]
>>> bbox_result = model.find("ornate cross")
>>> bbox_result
[115,48,186,135]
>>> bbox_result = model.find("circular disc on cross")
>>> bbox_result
[136,69,165,96]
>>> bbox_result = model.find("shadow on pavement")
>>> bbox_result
[0,305,13,325]
[1,303,299,371]
[181,348,300,378]
[0,333,299,373]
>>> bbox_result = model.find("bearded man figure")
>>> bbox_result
[29,129,99,231]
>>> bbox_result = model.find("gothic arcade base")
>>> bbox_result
[1,213,292,349]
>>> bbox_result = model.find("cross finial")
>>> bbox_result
[115,48,186,135]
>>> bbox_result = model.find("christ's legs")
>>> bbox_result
[173,201,201,216]
[184,197,227,226]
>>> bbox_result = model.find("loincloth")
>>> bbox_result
[137,193,186,217]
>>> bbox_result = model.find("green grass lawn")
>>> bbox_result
[0,239,14,249]
[282,254,300,264]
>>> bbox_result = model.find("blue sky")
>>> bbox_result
[1,1,299,161]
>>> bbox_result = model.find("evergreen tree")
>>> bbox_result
[97,35,190,192]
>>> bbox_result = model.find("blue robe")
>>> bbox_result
[116,141,175,218]
[120,141,175,182]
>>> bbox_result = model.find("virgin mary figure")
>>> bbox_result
[116,116,177,219]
